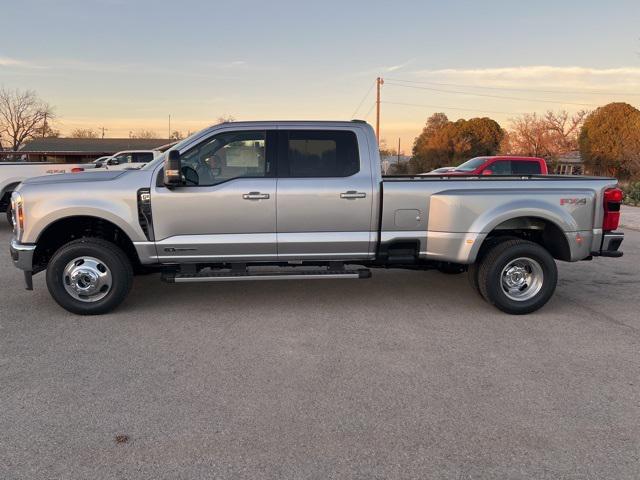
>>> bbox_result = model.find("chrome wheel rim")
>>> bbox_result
[500,257,544,302]
[63,256,112,302]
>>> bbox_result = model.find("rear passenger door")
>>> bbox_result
[276,128,375,260]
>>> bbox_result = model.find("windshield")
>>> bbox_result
[455,156,489,172]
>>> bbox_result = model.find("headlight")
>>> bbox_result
[10,191,24,238]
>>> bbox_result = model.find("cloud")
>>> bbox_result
[0,56,43,69]
[385,60,413,72]
[409,66,640,90]
[354,59,414,77]
[0,55,250,76]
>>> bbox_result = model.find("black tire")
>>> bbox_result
[468,236,520,298]
[437,263,466,275]
[6,204,14,227]
[477,239,557,315]
[467,263,481,296]
[46,238,133,315]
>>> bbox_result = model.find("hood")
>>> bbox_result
[23,170,127,185]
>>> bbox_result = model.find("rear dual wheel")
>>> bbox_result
[474,239,557,315]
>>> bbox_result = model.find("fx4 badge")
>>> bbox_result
[560,198,587,206]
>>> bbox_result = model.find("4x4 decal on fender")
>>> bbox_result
[560,198,587,206]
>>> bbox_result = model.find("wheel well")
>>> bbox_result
[483,217,571,261]
[33,216,140,272]
[0,182,20,210]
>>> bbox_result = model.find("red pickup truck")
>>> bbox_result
[427,156,548,176]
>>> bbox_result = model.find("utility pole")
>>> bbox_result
[168,114,171,139]
[397,137,401,164]
[100,126,107,139]
[375,77,383,145]
[42,112,47,138]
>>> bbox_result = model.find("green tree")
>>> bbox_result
[411,113,452,173]
[452,117,504,162]
[579,102,640,178]
[410,113,503,173]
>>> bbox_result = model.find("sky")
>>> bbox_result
[1,0,640,151]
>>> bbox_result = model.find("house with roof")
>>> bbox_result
[554,151,583,175]
[0,137,172,163]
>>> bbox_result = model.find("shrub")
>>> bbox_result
[622,182,640,206]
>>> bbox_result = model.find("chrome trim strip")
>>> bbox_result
[156,252,369,261]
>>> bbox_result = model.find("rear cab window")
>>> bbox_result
[279,130,360,177]
[512,161,542,174]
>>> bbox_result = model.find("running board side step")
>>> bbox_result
[162,268,371,283]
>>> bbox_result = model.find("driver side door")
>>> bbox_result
[151,129,278,262]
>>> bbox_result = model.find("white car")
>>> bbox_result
[96,150,162,170]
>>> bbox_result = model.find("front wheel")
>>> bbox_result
[477,239,557,315]
[46,238,133,315]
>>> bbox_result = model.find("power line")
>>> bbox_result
[385,76,640,97]
[363,101,376,120]
[384,81,600,107]
[351,80,376,118]
[382,100,524,116]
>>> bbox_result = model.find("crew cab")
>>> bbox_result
[427,156,548,176]
[9,121,623,316]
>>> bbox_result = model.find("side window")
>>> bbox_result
[486,160,511,175]
[180,130,268,186]
[132,152,154,163]
[512,161,541,175]
[113,153,131,164]
[283,130,359,178]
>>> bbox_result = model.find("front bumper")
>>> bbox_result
[10,238,36,270]
[593,231,624,258]
[10,239,36,290]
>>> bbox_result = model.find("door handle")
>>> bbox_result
[243,192,270,200]
[340,191,367,199]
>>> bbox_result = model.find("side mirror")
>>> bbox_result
[107,158,120,166]
[164,150,184,187]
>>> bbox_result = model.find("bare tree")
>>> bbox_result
[131,129,158,139]
[0,88,55,151]
[544,110,588,154]
[170,130,184,140]
[503,113,551,157]
[503,110,588,159]
[216,115,236,124]
[70,128,99,139]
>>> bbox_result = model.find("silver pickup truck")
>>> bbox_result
[9,121,624,315]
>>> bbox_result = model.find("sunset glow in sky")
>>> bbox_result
[2,0,639,150]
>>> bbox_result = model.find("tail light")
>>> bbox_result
[603,187,623,231]
[71,167,84,173]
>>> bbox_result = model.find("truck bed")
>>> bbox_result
[380,175,618,264]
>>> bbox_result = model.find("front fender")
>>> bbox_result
[24,199,144,244]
